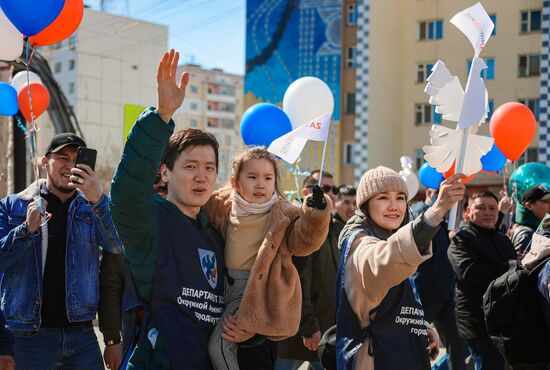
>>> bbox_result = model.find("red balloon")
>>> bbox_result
[444,162,476,184]
[17,82,50,122]
[29,0,84,47]
[489,102,536,161]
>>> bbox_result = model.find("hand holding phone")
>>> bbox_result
[70,147,103,204]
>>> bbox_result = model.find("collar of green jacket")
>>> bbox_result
[155,194,210,228]
[516,203,540,230]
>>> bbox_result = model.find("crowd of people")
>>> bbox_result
[0,49,549,370]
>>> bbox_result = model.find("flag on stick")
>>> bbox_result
[268,112,331,164]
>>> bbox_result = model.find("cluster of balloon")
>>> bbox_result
[0,0,84,61]
[240,76,334,147]
[0,71,49,121]
[0,0,83,121]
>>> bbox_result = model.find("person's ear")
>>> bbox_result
[230,176,238,190]
[160,164,169,183]
[41,156,48,170]
[302,188,309,198]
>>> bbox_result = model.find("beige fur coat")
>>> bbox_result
[204,188,332,340]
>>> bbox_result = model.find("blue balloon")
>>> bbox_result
[481,143,507,172]
[240,103,292,147]
[509,162,550,201]
[0,0,65,36]
[0,82,18,116]
[418,163,444,189]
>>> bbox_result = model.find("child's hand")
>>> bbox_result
[221,314,254,343]
[306,185,327,210]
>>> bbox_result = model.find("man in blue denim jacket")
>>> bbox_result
[0,133,122,370]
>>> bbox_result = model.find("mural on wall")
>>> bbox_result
[245,0,342,183]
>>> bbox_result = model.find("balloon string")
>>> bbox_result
[23,40,44,218]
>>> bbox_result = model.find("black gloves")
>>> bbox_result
[306,185,327,211]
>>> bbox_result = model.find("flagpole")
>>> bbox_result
[318,132,329,186]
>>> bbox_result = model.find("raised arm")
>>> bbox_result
[109,49,189,300]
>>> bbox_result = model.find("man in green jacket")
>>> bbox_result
[110,50,247,370]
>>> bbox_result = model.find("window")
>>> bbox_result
[343,142,354,165]
[207,119,219,128]
[467,58,495,80]
[415,150,424,170]
[54,62,62,73]
[489,14,497,35]
[519,54,540,77]
[346,92,356,115]
[346,47,357,68]
[416,63,434,83]
[190,85,198,94]
[520,10,542,33]
[190,119,198,128]
[190,102,198,111]
[518,98,540,120]
[68,35,77,47]
[419,20,443,41]
[68,59,75,71]
[68,82,75,94]
[415,103,438,125]
[53,42,62,50]
[347,3,358,26]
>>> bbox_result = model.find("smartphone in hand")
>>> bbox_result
[75,147,97,172]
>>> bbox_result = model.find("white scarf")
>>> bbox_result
[231,189,279,216]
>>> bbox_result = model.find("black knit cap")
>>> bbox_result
[45,133,86,155]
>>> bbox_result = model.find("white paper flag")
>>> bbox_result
[450,2,494,56]
[268,112,332,164]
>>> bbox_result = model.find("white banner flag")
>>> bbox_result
[450,2,494,56]
[268,112,332,163]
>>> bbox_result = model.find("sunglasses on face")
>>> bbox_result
[308,185,339,195]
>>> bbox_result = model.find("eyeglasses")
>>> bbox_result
[308,185,339,195]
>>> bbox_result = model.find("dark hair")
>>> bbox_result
[231,146,282,196]
[338,185,356,198]
[161,129,219,171]
[468,190,499,205]
[302,169,333,188]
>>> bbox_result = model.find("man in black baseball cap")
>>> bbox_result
[44,132,87,156]
[512,185,550,252]
[0,132,122,369]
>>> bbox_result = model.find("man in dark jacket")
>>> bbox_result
[110,50,230,369]
[276,171,343,370]
[512,185,550,253]
[448,191,516,370]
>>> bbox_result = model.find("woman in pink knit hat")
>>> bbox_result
[335,166,465,370]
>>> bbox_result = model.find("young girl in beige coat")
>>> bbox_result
[204,147,332,370]
[335,166,465,370]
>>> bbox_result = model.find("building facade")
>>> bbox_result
[174,64,244,184]
[37,8,168,184]
[353,0,547,183]
[244,0,343,191]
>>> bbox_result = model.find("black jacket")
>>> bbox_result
[448,222,516,340]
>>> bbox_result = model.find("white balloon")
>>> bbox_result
[0,8,23,61]
[283,77,334,129]
[11,71,42,93]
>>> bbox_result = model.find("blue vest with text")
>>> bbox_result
[150,200,225,369]
[335,229,431,370]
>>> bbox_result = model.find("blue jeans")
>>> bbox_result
[275,359,324,370]
[12,325,103,370]
[466,338,506,370]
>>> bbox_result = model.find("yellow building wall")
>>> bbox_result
[368,0,542,172]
